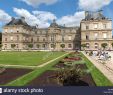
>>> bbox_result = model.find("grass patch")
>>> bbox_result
[5,52,70,86]
[81,52,113,86]
[0,51,65,66]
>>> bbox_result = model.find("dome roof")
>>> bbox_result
[50,19,59,28]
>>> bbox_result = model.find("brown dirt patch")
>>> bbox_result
[0,68,32,85]
[27,64,96,86]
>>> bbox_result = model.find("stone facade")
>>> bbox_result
[2,18,80,51]
[2,11,113,51]
[81,11,113,50]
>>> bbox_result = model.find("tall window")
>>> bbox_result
[62,36,64,42]
[31,38,33,42]
[94,33,98,40]
[68,44,72,48]
[86,35,89,40]
[5,29,8,32]
[10,29,13,32]
[5,38,7,41]
[17,35,19,41]
[51,35,54,41]
[42,44,46,48]
[103,33,107,39]
[10,36,13,41]
[68,36,72,40]
[103,24,107,29]
[37,37,39,41]
[86,25,89,30]
[94,24,98,29]
[43,38,46,41]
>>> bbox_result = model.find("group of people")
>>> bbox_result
[86,50,111,61]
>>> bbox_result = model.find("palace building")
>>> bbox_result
[2,11,113,51]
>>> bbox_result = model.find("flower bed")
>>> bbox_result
[63,57,81,61]
[72,52,80,54]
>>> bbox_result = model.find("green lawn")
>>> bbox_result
[0,51,65,66]
[81,52,113,86]
[5,52,70,86]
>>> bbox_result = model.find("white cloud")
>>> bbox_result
[79,0,113,11]
[57,11,85,27]
[13,8,56,28]
[0,9,11,23]
[33,11,57,22]
[20,0,58,7]
[13,8,85,28]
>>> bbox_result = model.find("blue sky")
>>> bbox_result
[0,0,113,30]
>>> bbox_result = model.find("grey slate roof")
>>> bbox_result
[6,17,29,26]
[85,11,106,20]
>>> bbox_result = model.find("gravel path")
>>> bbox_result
[82,51,113,83]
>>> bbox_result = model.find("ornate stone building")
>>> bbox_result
[81,11,113,50]
[2,11,113,51]
[2,18,80,51]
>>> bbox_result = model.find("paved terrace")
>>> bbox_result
[82,51,113,83]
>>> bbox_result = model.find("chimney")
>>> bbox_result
[98,10,103,15]
[21,16,25,22]
[11,17,15,21]
[85,11,89,17]
[36,24,38,28]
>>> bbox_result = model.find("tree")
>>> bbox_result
[111,43,113,48]
[0,32,2,44]
[81,44,86,50]
[101,43,108,50]
[36,44,40,49]
[0,44,2,48]
[60,44,65,51]
[28,44,33,49]
[11,44,16,49]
